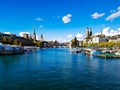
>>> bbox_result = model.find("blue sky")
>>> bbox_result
[0,0,120,42]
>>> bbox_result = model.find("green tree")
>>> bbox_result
[8,38,13,45]
[2,37,9,44]
[99,42,106,47]
[117,41,120,48]
[19,42,24,46]
[13,39,20,45]
[107,42,114,48]
[71,37,79,48]
[82,43,86,47]
[37,41,44,48]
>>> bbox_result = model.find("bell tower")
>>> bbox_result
[86,27,89,38]
[89,27,92,37]
[33,28,36,41]
[40,34,43,41]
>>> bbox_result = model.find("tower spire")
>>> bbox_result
[33,28,36,41]
[89,27,92,37]
[86,27,89,38]
[40,33,43,41]
[34,28,36,34]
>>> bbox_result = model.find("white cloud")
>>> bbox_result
[35,17,43,21]
[67,14,72,17]
[95,32,101,35]
[106,11,120,21]
[91,12,105,19]
[106,6,120,21]
[4,32,11,34]
[117,7,120,10]
[62,14,72,23]
[76,33,83,38]
[67,34,73,38]
[98,27,120,36]
[19,32,30,37]
[65,34,74,42]
[76,33,84,41]
[118,28,120,31]
[58,38,62,41]
[66,33,84,41]
[102,27,110,35]
[52,38,56,41]
[36,34,39,40]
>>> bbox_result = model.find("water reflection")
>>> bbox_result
[0,48,120,90]
[0,55,21,68]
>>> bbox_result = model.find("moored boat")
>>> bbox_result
[70,48,82,53]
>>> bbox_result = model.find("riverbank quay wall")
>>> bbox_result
[0,45,25,55]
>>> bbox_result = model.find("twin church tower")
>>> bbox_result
[86,27,92,38]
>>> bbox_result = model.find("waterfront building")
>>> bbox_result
[92,35,107,43]
[48,41,55,48]
[107,35,120,42]
[79,41,83,47]
[82,28,108,44]
[23,33,29,39]
[108,36,117,42]
[0,32,16,39]
[92,30,107,43]
[0,32,33,46]
[28,34,32,40]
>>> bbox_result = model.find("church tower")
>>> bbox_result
[89,27,92,37]
[33,28,36,41]
[100,28,105,37]
[40,34,43,42]
[86,27,89,38]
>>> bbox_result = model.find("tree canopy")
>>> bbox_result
[71,37,79,48]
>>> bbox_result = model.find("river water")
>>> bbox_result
[0,48,120,90]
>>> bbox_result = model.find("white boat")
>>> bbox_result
[115,52,120,56]
[70,48,81,53]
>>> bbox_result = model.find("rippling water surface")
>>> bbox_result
[0,48,120,90]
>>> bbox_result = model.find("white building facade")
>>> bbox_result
[92,36,107,43]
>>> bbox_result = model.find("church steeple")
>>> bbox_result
[100,28,105,37]
[86,27,92,38]
[40,33,43,41]
[89,27,92,37]
[34,28,36,34]
[86,27,89,38]
[33,28,36,41]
